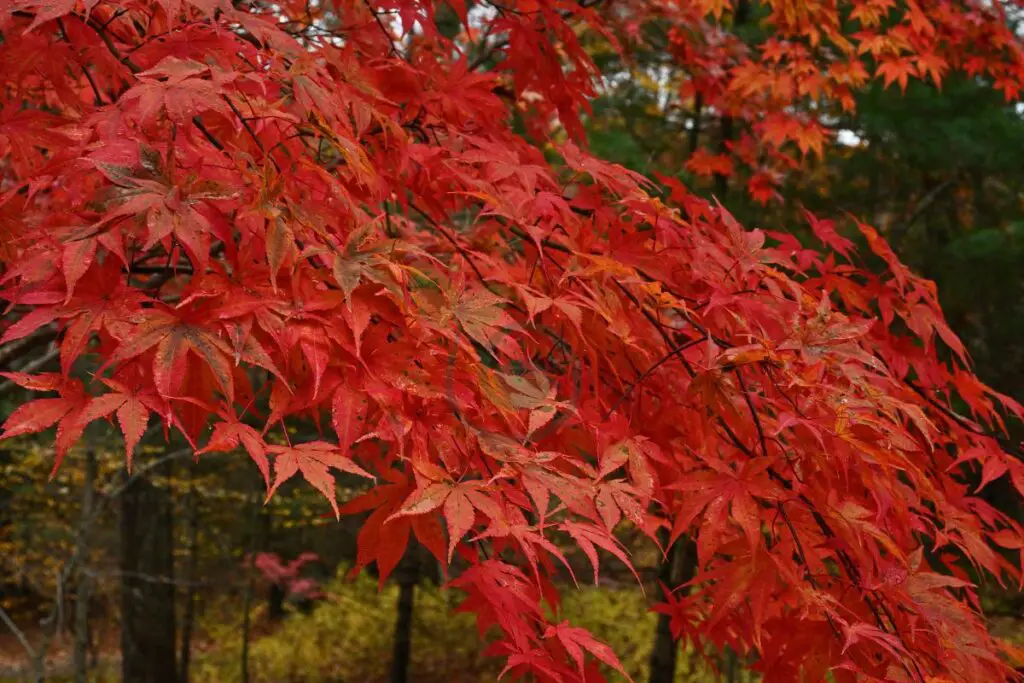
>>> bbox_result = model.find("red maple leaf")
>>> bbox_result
[266,441,374,517]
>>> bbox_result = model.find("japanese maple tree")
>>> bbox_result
[2,0,1024,681]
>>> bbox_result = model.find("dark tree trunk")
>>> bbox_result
[73,450,97,683]
[240,480,266,683]
[725,646,739,682]
[713,0,749,202]
[268,583,286,621]
[714,115,734,199]
[240,566,255,683]
[120,454,178,683]
[0,448,14,607]
[389,559,418,683]
[178,469,201,683]
[647,532,697,683]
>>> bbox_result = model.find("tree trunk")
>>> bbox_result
[713,0,749,202]
[240,564,255,683]
[647,531,697,683]
[178,468,201,683]
[389,562,417,683]
[725,646,739,682]
[267,582,286,621]
[73,450,97,683]
[240,481,265,683]
[0,447,19,610]
[120,453,178,683]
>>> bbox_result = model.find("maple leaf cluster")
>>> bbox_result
[620,0,1024,202]
[1,0,1024,681]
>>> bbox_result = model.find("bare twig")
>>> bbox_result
[606,334,706,418]
[0,346,60,397]
[0,326,57,370]
[0,604,38,661]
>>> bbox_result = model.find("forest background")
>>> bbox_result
[1,0,1024,681]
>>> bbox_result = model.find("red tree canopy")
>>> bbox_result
[2,0,1024,680]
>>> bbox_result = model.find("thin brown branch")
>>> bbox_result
[79,13,228,153]
[0,604,37,662]
[407,200,499,297]
[606,334,706,418]
[0,326,57,370]
[0,346,60,397]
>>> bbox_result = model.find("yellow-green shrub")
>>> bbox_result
[193,567,497,683]
[192,567,753,683]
